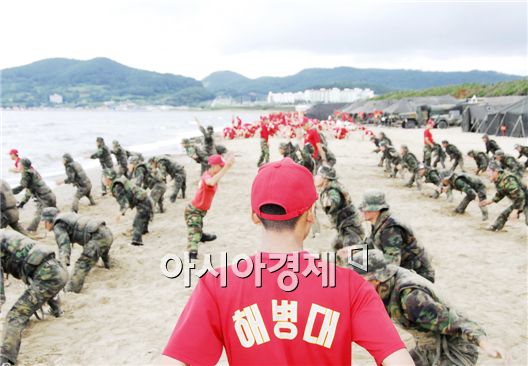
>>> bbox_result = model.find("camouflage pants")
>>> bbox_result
[258,139,270,167]
[1,209,28,235]
[451,157,465,172]
[132,199,153,244]
[432,155,445,169]
[27,195,57,232]
[492,202,527,230]
[1,258,68,365]
[411,334,479,366]
[72,185,95,213]
[116,163,127,177]
[67,226,113,293]
[150,182,167,213]
[423,145,432,166]
[184,204,207,252]
[170,174,186,202]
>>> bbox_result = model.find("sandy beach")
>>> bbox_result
[2,127,527,366]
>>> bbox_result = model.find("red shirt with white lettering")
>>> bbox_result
[304,129,321,158]
[191,171,217,211]
[163,251,405,365]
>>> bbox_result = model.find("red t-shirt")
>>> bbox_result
[14,157,20,169]
[260,125,270,142]
[304,129,321,159]
[163,251,405,365]
[424,128,434,145]
[191,172,218,211]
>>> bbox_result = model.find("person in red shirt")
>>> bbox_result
[302,120,328,165]
[8,149,22,173]
[257,119,271,167]
[163,158,414,366]
[185,153,235,259]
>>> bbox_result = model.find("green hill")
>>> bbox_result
[202,67,522,99]
[1,58,214,107]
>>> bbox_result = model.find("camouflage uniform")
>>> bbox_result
[441,172,488,220]
[360,191,435,282]
[489,170,527,230]
[148,158,167,213]
[183,139,209,175]
[353,250,485,366]
[199,125,217,156]
[495,150,524,178]
[299,144,316,174]
[380,143,401,177]
[279,142,299,162]
[1,231,67,365]
[443,141,465,172]
[157,156,187,202]
[129,157,151,189]
[12,159,57,232]
[400,146,421,188]
[111,140,129,177]
[318,168,364,250]
[431,142,446,169]
[42,208,113,293]
[258,139,270,167]
[90,137,114,194]
[321,144,336,167]
[184,204,208,254]
[111,176,153,246]
[467,150,489,176]
[423,144,433,167]
[0,180,27,235]
[63,153,95,212]
[515,145,528,169]
[483,136,500,156]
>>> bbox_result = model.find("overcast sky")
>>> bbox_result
[1,0,527,79]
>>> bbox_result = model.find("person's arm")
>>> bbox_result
[379,227,403,266]
[54,223,73,266]
[90,148,102,159]
[113,185,130,214]
[204,154,235,187]
[316,142,327,163]
[382,349,415,365]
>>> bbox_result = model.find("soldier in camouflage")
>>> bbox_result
[431,142,446,169]
[157,156,187,203]
[279,142,298,162]
[196,118,218,156]
[90,137,114,195]
[379,141,401,177]
[102,169,153,246]
[439,171,488,220]
[423,144,433,167]
[1,231,67,366]
[514,143,528,169]
[60,153,96,212]
[417,164,444,199]
[398,145,421,189]
[12,158,57,233]
[298,144,316,174]
[482,134,500,156]
[182,138,209,175]
[351,249,507,366]
[128,155,151,189]
[480,161,527,231]
[148,157,167,213]
[0,180,28,235]
[359,190,435,282]
[467,150,489,176]
[379,131,392,146]
[441,140,465,172]
[315,166,364,250]
[494,149,524,178]
[321,143,336,167]
[41,207,113,293]
[111,140,129,177]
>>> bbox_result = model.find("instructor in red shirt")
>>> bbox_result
[302,120,328,165]
[163,158,414,365]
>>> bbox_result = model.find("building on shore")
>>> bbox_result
[267,87,375,105]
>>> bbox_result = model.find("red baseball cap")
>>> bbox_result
[207,154,225,167]
[9,149,18,155]
[251,158,317,221]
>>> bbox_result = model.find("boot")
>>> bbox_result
[200,233,217,242]
[48,297,63,318]
[481,207,489,221]
[131,240,144,246]
[189,250,198,260]
[169,194,177,203]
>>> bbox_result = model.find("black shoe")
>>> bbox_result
[189,250,198,260]
[169,194,176,203]
[131,241,144,246]
[102,192,107,197]
[200,233,217,242]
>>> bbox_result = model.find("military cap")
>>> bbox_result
[487,160,502,171]
[467,150,476,157]
[317,166,337,180]
[359,189,389,211]
[127,155,140,165]
[206,125,214,131]
[279,142,288,150]
[41,207,60,222]
[102,168,117,180]
[304,143,315,154]
[482,134,489,139]
[400,144,409,151]
[351,249,398,282]
[494,149,505,157]
[96,137,104,143]
[181,138,190,145]
[439,170,454,181]
[148,156,158,164]
[62,153,73,163]
[417,163,426,170]
[20,158,32,168]
[379,141,387,148]
[112,140,120,146]
[441,140,449,145]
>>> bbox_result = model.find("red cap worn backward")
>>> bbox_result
[207,154,225,167]
[9,149,18,155]
[251,158,318,221]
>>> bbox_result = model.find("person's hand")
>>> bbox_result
[479,199,491,207]
[16,201,25,209]
[224,152,235,169]
[479,338,511,364]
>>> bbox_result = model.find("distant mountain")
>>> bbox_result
[1,58,214,107]
[202,67,522,99]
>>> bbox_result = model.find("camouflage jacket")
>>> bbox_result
[517,146,528,159]
[131,163,151,189]
[1,231,55,300]
[322,145,336,166]
[385,267,485,345]
[401,152,419,172]
[199,126,216,156]
[500,155,523,176]
[381,136,393,146]
[65,161,92,189]
[12,168,55,205]
[445,144,462,160]
[148,167,167,188]
[111,145,128,168]
[52,212,105,265]
[447,173,485,194]
[370,211,431,275]
[432,143,446,159]
[184,144,207,164]
[485,139,500,155]
[383,147,401,164]
[111,177,148,213]
[492,172,526,209]
[471,151,489,169]
[91,144,114,169]
[320,181,363,234]
[158,157,186,179]
[423,167,441,186]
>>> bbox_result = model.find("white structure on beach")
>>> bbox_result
[267,87,374,105]
[49,93,63,104]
